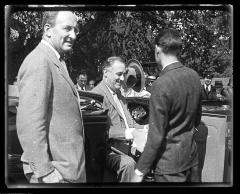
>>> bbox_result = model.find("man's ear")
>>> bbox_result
[44,23,52,38]
[103,69,108,78]
[155,45,162,55]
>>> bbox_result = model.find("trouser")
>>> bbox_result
[25,172,71,183]
[106,149,136,182]
[154,165,201,182]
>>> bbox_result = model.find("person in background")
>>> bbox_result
[121,61,151,98]
[76,70,91,91]
[214,80,225,101]
[145,75,156,93]
[13,76,18,85]
[131,29,202,182]
[88,79,96,90]
[121,70,151,98]
[221,77,233,104]
[92,56,148,182]
[201,74,218,100]
[16,11,86,183]
[121,83,150,98]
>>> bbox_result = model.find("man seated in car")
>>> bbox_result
[92,56,148,182]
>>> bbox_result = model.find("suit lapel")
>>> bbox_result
[117,92,133,126]
[100,82,124,118]
[38,42,78,97]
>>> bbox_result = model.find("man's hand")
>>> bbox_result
[41,169,63,183]
[131,171,144,182]
[125,128,135,140]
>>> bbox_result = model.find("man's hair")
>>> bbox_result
[42,11,59,29]
[77,70,87,79]
[154,29,182,56]
[41,10,74,37]
[102,56,125,73]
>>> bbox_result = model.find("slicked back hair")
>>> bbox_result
[78,70,87,78]
[102,56,125,73]
[154,29,182,56]
[42,11,59,29]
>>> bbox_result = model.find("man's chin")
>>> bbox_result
[115,85,122,90]
[63,47,73,53]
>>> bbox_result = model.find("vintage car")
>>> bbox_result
[6,84,232,185]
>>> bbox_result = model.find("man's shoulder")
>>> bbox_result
[19,43,52,75]
[23,43,47,63]
[92,82,104,94]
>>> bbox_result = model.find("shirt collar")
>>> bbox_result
[41,39,61,60]
[106,84,120,97]
[204,84,211,90]
[162,61,180,70]
[77,84,85,90]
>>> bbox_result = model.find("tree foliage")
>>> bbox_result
[7,7,232,84]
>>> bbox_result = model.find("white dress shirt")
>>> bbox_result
[77,84,86,91]
[204,84,211,92]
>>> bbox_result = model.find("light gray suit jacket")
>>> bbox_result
[92,81,142,139]
[16,42,86,182]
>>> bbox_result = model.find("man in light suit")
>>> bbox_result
[132,29,202,182]
[16,11,86,183]
[92,56,146,182]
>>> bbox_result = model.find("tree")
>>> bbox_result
[7,7,232,84]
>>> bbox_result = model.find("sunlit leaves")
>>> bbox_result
[7,9,232,83]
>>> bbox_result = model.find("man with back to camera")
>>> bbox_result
[92,56,148,182]
[131,29,202,182]
[16,11,86,183]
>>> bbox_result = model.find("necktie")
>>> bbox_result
[207,86,210,93]
[60,58,69,76]
[113,92,135,142]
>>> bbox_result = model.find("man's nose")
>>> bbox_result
[120,74,125,81]
[69,29,77,40]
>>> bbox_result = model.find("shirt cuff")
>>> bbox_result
[135,169,144,176]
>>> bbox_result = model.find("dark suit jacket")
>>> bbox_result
[201,84,218,100]
[136,62,202,175]
[16,42,86,182]
[76,84,91,91]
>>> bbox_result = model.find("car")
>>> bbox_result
[126,97,232,183]
[6,85,232,185]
